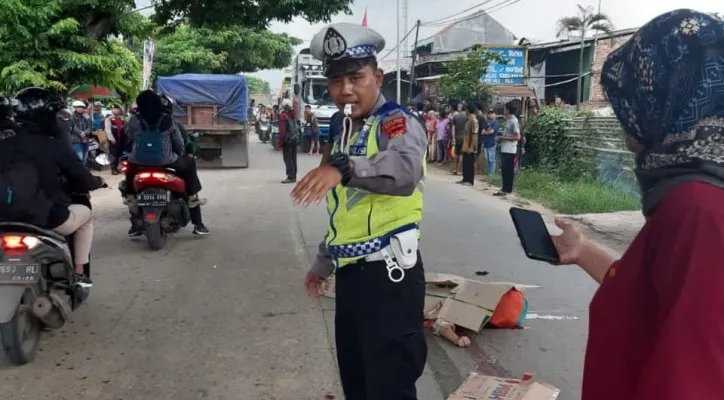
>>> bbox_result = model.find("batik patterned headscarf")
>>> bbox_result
[601,9,724,215]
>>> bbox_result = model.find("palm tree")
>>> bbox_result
[556,5,614,110]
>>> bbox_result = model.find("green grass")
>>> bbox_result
[481,169,641,214]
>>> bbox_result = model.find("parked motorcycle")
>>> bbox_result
[0,218,92,365]
[86,137,110,171]
[258,119,271,143]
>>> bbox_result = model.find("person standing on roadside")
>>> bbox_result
[105,104,123,174]
[481,110,500,176]
[495,102,520,196]
[304,105,321,155]
[451,103,467,175]
[435,111,450,163]
[70,100,91,163]
[458,105,478,186]
[278,100,299,183]
[293,22,428,400]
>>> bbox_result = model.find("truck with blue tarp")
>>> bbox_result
[157,74,249,168]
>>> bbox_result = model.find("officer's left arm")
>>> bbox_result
[347,111,427,196]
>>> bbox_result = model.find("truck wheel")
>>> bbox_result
[0,290,42,365]
[145,222,167,251]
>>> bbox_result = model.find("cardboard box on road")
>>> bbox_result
[448,373,560,400]
[425,273,540,332]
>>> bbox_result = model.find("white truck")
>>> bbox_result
[290,48,338,152]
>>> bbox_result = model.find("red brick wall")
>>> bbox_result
[589,34,632,105]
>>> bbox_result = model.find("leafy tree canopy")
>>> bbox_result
[246,77,271,94]
[437,47,505,105]
[148,0,353,29]
[0,0,149,100]
[149,24,302,79]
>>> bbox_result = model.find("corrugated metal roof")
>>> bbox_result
[529,27,638,51]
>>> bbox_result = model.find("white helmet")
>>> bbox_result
[71,100,86,108]
[281,99,292,109]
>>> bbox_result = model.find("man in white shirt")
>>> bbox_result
[494,102,521,196]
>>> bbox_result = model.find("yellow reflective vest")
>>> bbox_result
[325,109,425,267]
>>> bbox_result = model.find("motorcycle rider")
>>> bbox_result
[124,90,209,236]
[0,88,106,288]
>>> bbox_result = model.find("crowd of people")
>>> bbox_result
[410,100,528,195]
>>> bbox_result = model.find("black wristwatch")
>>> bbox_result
[329,153,352,185]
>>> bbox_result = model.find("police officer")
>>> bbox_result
[290,23,428,400]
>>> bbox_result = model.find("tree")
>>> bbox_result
[437,47,504,106]
[148,24,301,79]
[556,4,614,110]
[247,77,271,94]
[149,0,353,29]
[0,0,149,100]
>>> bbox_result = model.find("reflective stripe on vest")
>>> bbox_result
[325,114,426,267]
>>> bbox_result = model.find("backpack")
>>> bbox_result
[0,152,53,226]
[134,118,165,165]
[284,117,300,146]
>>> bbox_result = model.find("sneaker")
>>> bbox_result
[493,191,507,197]
[73,274,93,289]
[456,180,465,184]
[128,227,143,237]
[281,178,296,184]
[193,224,210,236]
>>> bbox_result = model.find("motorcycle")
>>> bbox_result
[129,167,191,250]
[0,215,92,365]
[258,119,271,143]
[86,137,110,171]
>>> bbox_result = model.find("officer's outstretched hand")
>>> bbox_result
[291,165,342,206]
[304,270,325,298]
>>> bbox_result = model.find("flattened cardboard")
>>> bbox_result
[438,298,492,332]
[447,373,560,400]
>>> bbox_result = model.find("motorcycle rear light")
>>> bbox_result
[2,235,39,253]
[119,160,129,173]
[136,172,174,182]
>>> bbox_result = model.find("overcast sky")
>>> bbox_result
[245,0,720,92]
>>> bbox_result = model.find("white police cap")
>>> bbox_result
[310,23,386,77]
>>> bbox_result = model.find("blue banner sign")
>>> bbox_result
[482,47,526,85]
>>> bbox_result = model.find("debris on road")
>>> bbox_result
[423,273,539,332]
[447,372,560,400]
[323,272,540,347]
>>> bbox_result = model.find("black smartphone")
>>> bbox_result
[509,207,560,264]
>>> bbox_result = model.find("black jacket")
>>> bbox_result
[0,128,104,228]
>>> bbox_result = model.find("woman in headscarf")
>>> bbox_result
[551,10,724,399]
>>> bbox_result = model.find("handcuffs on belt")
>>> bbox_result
[369,229,419,283]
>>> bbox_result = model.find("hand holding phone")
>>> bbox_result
[509,207,560,264]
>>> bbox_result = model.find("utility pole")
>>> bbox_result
[396,0,401,103]
[408,20,421,104]
[402,0,409,57]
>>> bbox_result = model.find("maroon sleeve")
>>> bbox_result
[632,192,724,399]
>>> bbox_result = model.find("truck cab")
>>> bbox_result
[292,49,338,153]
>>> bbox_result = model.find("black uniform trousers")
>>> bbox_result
[335,251,427,400]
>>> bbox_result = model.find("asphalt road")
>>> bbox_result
[0,135,621,399]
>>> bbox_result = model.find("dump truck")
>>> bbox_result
[157,74,249,168]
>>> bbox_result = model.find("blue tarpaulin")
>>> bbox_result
[156,74,248,122]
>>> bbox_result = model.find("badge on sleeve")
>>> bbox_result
[382,117,406,139]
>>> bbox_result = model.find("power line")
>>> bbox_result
[422,0,522,27]
[379,25,417,60]
[420,0,497,26]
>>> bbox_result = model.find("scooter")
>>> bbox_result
[258,119,271,143]
[0,193,98,365]
[86,137,110,171]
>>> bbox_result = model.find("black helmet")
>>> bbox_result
[159,93,175,115]
[13,87,66,132]
[0,95,13,120]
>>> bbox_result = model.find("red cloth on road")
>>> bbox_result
[583,181,724,400]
